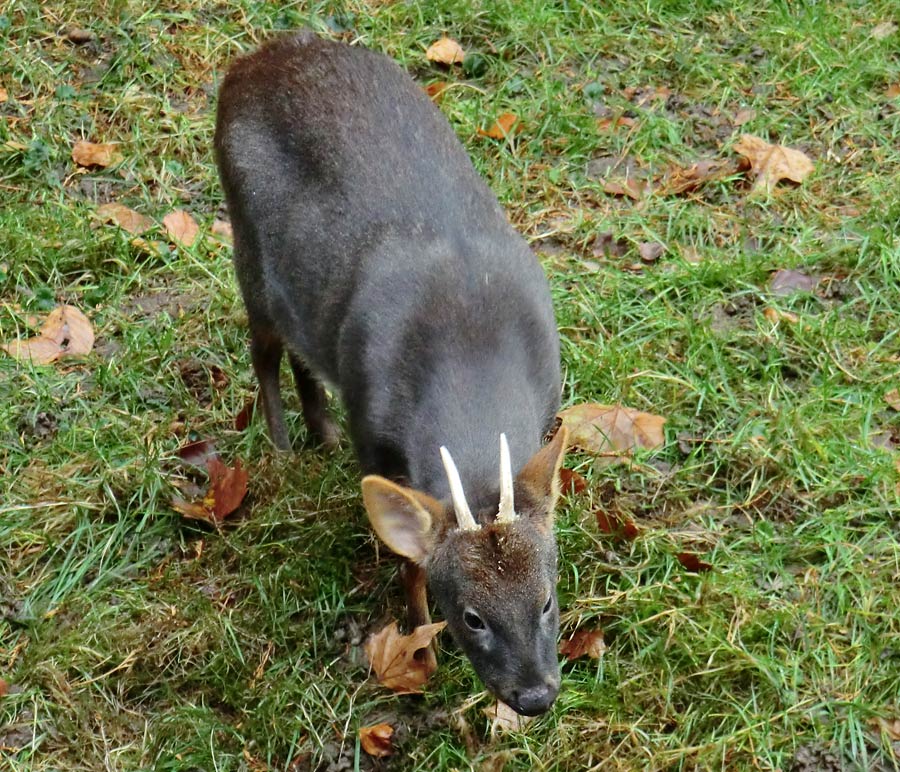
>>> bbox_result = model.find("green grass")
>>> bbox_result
[2,1,899,770]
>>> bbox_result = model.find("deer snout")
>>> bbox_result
[508,675,560,716]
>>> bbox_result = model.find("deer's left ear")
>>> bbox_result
[361,476,445,564]
[516,427,568,529]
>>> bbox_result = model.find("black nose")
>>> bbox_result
[509,680,560,716]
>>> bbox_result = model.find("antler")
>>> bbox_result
[440,446,480,531]
[497,433,517,523]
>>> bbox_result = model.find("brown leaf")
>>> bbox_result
[886,84,900,100]
[763,307,799,325]
[177,439,219,469]
[592,232,629,259]
[733,134,814,194]
[359,723,394,758]
[425,37,465,65]
[2,305,94,365]
[733,108,756,126]
[477,112,518,139]
[424,81,449,101]
[65,28,94,44]
[0,87,8,103]
[872,21,898,40]
[0,678,8,698]
[559,403,666,457]
[602,178,645,200]
[676,552,713,573]
[656,159,739,196]
[637,242,665,263]
[163,210,200,247]
[210,219,233,243]
[97,202,153,235]
[364,620,446,694]
[559,467,588,495]
[72,140,122,168]
[172,456,248,526]
[171,495,216,523]
[596,115,638,132]
[235,395,258,431]
[483,700,533,734]
[884,389,900,411]
[770,268,820,295]
[559,629,606,661]
[208,457,249,520]
[130,237,167,258]
[595,507,640,540]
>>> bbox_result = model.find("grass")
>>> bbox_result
[2,0,899,770]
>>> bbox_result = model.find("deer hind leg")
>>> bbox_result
[288,353,340,449]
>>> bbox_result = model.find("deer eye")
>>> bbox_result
[543,595,553,615]
[463,609,485,631]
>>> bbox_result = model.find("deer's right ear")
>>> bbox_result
[361,476,443,564]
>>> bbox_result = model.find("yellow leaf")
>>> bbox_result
[426,37,465,65]
[733,134,814,195]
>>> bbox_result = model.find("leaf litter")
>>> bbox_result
[1,305,94,365]
[359,723,394,757]
[559,403,667,458]
[364,621,446,694]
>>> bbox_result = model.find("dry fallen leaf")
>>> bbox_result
[0,87,8,103]
[559,629,606,661]
[887,84,900,99]
[733,108,756,126]
[1,305,94,365]
[602,178,645,200]
[763,307,800,325]
[97,202,153,235]
[769,268,820,295]
[595,507,641,540]
[130,237,168,258]
[483,700,533,735]
[72,140,122,168]
[676,552,713,573]
[655,159,740,196]
[173,455,248,526]
[424,81,449,101]
[208,457,249,520]
[559,403,666,457]
[637,242,665,263]
[177,439,219,469]
[235,395,258,431]
[477,112,518,139]
[559,467,588,495]
[733,134,814,194]
[163,209,200,247]
[359,723,394,758]
[365,621,446,694]
[884,389,900,411]
[426,37,465,65]
[0,678,8,698]
[871,21,898,40]
[596,115,638,132]
[210,219,233,243]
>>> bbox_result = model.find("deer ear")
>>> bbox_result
[361,476,444,564]
[516,427,569,527]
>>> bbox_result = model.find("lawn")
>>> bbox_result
[2,1,899,770]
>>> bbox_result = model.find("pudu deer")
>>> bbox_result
[215,30,567,716]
